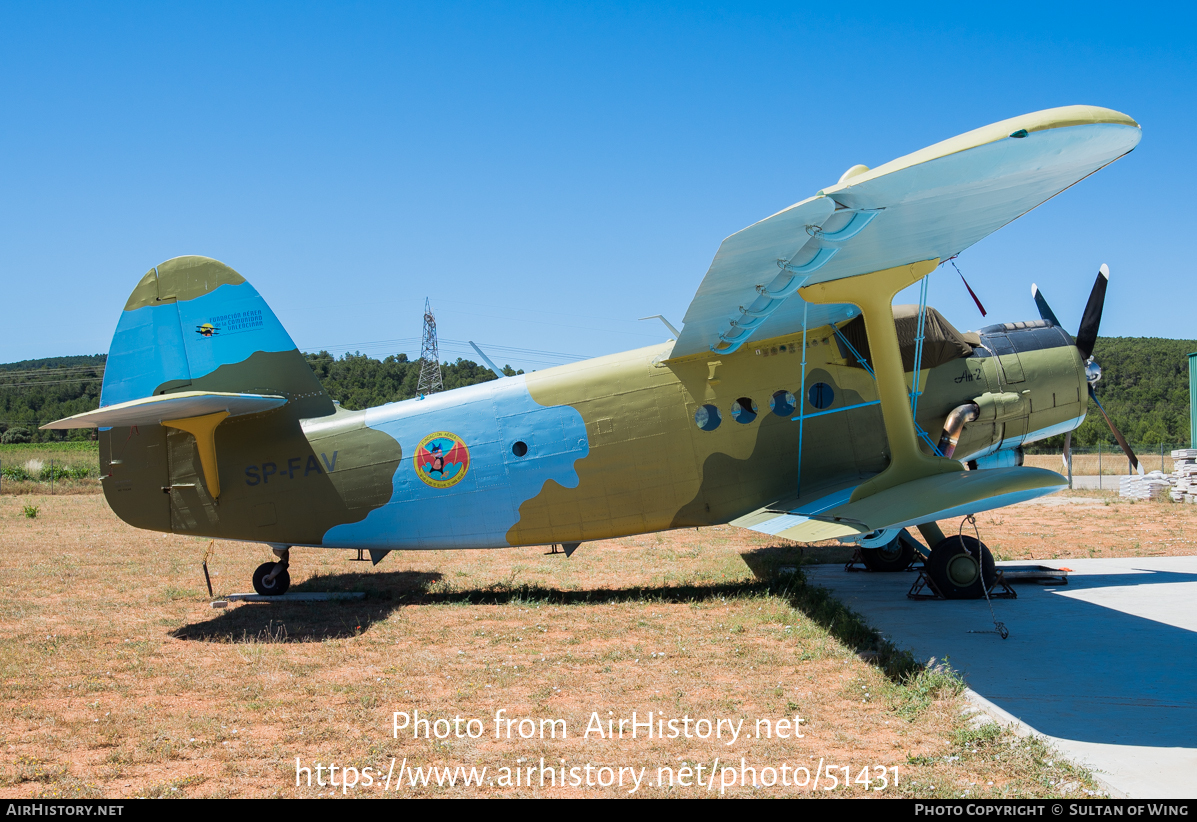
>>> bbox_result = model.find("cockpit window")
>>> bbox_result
[978,325,1071,356]
[1010,326,1071,353]
[835,305,974,371]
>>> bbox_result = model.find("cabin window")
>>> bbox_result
[808,382,834,410]
[770,390,796,416]
[731,397,758,424]
[512,441,528,457]
[694,404,721,431]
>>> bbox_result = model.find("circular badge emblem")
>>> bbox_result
[414,431,470,489]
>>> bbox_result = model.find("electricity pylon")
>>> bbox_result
[416,298,444,395]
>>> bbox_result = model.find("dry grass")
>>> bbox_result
[970,489,1197,561]
[0,443,100,495]
[0,493,1139,798]
[1024,452,1174,476]
[1,479,101,496]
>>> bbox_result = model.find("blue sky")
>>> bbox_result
[2,3,1193,370]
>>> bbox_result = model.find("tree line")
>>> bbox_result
[0,352,517,442]
[304,351,520,410]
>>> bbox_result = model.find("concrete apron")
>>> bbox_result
[805,556,1197,799]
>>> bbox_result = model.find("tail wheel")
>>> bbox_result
[927,536,996,599]
[859,529,918,572]
[252,562,290,596]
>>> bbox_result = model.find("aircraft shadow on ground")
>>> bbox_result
[169,548,1197,746]
[172,574,798,642]
[969,568,1197,748]
[814,564,1197,749]
[171,568,790,643]
[171,546,889,670]
[172,570,444,642]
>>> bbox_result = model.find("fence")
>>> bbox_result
[1023,443,1185,481]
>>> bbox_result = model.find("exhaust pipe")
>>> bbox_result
[937,402,979,459]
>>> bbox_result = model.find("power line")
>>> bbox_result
[0,377,105,388]
[303,337,592,362]
[0,365,106,377]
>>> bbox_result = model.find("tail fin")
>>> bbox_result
[88,257,336,534]
[101,256,333,418]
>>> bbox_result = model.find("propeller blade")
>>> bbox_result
[1031,283,1064,328]
[1075,264,1109,360]
[1089,385,1142,475]
[1062,430,1072,475]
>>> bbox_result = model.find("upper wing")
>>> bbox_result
[671,105,1141,358]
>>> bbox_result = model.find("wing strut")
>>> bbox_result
[796,300,809,498]
[800,259,961,503]
[828,310,943,457]
[910,277,929,415]
[907,276,945,456]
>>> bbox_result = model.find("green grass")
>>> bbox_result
[0,443,100,483]
[0,441,99,455]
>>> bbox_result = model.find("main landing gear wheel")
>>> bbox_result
[252,549,291,596]
[927,535,996,599]
[860,529,919,572]
[252,562,290,595]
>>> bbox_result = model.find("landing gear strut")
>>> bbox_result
[252,547,291,596]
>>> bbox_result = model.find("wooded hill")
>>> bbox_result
[304,351,520,409]
[0,339,1191,447]
[0,355,106,441]
[1035,337,1195,451]
[0,352,517,442]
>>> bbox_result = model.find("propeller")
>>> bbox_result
[1032,264,1141,476]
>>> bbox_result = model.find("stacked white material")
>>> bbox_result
[1120,471,1173,500]
[1114,452,1197,501]
[1170,450,1197,503]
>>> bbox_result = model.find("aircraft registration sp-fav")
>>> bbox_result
[46,105,1143,600]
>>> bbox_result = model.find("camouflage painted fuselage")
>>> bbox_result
[98,258,1086,550]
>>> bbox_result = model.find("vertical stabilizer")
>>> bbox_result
[102,256,332,415]
[99,256,335,534]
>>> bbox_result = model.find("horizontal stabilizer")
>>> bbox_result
[733,467,1065,541]
[40,391,286,430]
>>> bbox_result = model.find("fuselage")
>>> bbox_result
[99,314,1086,551]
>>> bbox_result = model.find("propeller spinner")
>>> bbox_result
[1031,264,1141,475]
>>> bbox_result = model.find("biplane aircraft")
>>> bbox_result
[45,105,1143,600]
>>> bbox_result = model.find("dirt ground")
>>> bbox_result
[4,489,1183,799]
[970,490,1197,561]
